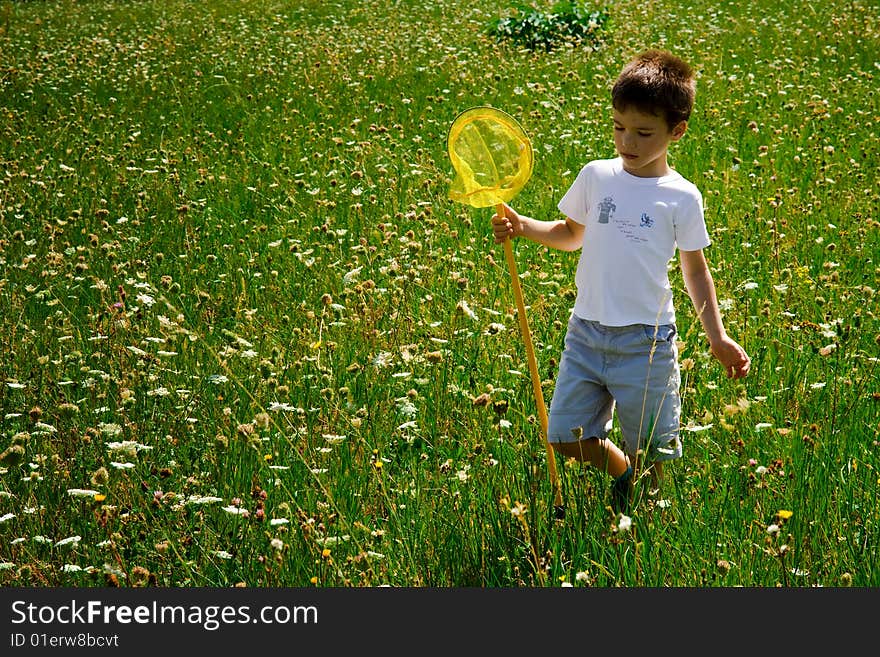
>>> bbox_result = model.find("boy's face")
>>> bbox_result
[613,106,687,178]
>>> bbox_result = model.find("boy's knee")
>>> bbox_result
[551,436,599,460]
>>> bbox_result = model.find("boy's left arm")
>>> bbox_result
[680,249,751,379]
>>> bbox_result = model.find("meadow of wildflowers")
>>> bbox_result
[0,0,878,587]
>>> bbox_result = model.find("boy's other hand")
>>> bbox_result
[492,203,522,243]
[710,336,751,379]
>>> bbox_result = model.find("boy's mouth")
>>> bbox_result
[620,152,638,160]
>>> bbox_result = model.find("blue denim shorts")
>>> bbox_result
[547,314,683,462]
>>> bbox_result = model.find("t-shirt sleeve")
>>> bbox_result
[557,164,593,225]
[674,189,711,251]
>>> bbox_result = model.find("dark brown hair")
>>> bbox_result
[611,50,696,129]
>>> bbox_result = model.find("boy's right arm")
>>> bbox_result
[491,203,583,251]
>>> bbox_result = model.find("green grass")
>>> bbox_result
[0,0,878,587]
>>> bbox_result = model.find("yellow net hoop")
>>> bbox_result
[447,106,533,208]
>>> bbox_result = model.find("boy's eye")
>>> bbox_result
[614,126,653,137]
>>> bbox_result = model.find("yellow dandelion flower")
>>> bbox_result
[94,494,107,503]
[321,548,331,558]
[264,453,273,462]
[777,509,793,520]
[310,576,318,585]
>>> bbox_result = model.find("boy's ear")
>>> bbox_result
[671,120,688,141]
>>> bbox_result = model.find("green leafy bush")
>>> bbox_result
[487,2,610,51]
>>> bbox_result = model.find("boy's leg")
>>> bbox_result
[548,316,624,473]
[551,436,629,478]
[612,323,681,505]
[552,437,633,512]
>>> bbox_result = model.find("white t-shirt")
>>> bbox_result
[558,157,710,327]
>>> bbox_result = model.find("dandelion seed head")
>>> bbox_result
[90,467,109,486]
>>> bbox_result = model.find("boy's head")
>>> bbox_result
[612,50,695,131]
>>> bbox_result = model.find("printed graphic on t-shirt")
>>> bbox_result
[595,198,655,244]
[597,197,616,224]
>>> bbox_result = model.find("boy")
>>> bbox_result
[492,50,750,512]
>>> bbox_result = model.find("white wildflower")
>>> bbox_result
[186,495,223,505]
[67,489,100,498]
[221,505,249,516]
[98,422,123,436]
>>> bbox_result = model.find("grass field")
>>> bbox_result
[0,0,878,587]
